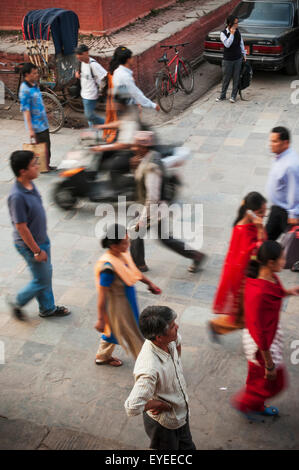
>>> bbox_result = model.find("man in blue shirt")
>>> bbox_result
[266,126,299,240]
[19,63,56,172]
[7,150,70,320]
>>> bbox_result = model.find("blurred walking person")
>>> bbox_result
[266,126,299,240]
[232,241,299,418]
[94,224,161,367]
[129,131,206,273]
[113,47,160,112]
[209,192,267,340]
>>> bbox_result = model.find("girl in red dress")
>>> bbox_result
[209,192,267,339]
[232,240,299,417]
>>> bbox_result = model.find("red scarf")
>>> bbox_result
[213,224,263,315]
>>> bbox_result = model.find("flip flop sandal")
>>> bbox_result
[259,406,279,416]
[95,357,123,367]
[238,406,279,422]
[39,306,71,318]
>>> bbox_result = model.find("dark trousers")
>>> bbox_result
[35,128,51,168]
[220,58,243,99]
[130,219,202,268]
[143,412,196,450]
[99,151,132,188]
[266,205,288,241]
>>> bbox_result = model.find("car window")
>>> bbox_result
[234,1,293,26]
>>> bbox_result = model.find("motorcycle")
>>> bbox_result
[53,129,190,210]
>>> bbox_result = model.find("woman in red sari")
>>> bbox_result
[209,192,267,339]
[232,240,299,417]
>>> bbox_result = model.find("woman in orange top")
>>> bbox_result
[209,192,267,340]
[102,46,131,144]
[94,224,161,367]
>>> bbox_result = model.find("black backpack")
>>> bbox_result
[238,62,253,99]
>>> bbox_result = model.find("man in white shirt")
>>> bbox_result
[75,44,107,127]
[112,46,160,111]
[125,305,196,450]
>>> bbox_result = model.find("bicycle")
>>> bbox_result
[155,42,194,113]
[0,62,64,133]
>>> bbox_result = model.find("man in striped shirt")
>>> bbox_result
[124,305,196,450]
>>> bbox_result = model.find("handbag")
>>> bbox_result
[22,141,48,173]
[281,225,299,269]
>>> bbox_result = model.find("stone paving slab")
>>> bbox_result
[1,70,299,450]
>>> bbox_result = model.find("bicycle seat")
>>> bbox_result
[157,52,167,63]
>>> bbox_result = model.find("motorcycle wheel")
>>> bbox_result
[53,181,78,210]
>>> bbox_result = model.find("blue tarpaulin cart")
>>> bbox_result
[22,8,80,88]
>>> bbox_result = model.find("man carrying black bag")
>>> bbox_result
[75,44,107,127]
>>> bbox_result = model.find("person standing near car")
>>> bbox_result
[19,63,55,172]
[216,15,247,103]
[266,126,299,240]
[75,44,107,127]
[7,150,70,320]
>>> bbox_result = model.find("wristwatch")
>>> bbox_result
[265,363,275,372]
[34,249,41,257]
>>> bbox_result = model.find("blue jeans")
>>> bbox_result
[15,238,56,315]
[82,98,105,127]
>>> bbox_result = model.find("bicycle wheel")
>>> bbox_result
[62,86,84,113]
[155,72,174,113]
[178,59,194,94]
[41,91,64,133]
[0,85,16,111]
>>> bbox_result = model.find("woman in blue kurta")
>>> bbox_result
[94,224,161,367]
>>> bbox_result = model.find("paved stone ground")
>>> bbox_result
[1,69,299,450]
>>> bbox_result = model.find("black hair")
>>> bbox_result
[226,15,238,27]
[247,240,283,278]
[10,150,35,177]
[21,62,38,77]
[101,223,127,249]
[139,306,177,341]
[109,46,132,74]
[271,126,290,142]
[233,191,267,226]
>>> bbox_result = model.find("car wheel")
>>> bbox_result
[285,50,299,76]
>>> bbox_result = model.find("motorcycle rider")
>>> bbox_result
[91,88,152,189]
[129,131,206,273]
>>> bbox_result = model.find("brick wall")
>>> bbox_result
[99,0,175,33]
[0,0,176,34]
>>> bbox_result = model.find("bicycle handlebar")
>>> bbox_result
[160,42,190,49]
